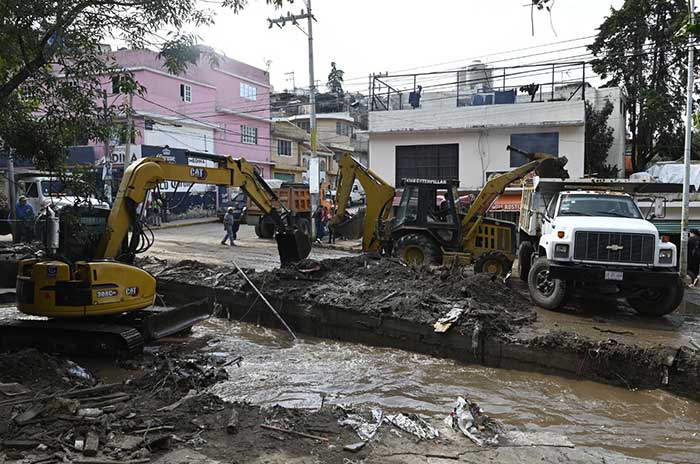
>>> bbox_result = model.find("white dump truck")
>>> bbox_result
[518,178,684,317]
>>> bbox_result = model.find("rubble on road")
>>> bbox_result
[145,255,536,337]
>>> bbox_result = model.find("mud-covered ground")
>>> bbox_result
[144,255,536,337]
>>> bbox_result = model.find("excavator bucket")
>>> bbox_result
[536,156,570,179]
[276,228,312,265]
[332,208,366,240]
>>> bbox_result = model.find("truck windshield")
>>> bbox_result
[41,180,74,196]
[558,194,642,219]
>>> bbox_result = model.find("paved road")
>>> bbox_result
[145,222,357,271]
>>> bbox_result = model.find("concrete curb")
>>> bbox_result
[153,218,218,230]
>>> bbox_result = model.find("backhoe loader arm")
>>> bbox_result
[461,146,568,229]
[331,153,395,252]
[96,153,309,264]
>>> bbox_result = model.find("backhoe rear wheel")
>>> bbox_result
[474,251,513,277]
[393,233,442,266]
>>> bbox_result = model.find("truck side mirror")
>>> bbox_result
[654,198,666,219]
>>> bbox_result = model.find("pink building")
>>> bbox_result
[85,47,272,177]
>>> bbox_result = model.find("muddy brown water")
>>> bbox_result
[2,303,700,462]
[196,317,700,464]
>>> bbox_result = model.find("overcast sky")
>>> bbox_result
[188,0,625,93]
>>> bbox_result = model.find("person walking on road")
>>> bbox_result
[222,207,236,246]
[688,229,700,282]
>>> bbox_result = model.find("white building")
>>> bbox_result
[368,64,626,190]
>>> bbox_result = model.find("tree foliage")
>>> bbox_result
[589,0,698,172]
[327,62,344,96]
[0,0,286,169]
[584,100,619,178]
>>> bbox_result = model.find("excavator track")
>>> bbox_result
[0,298,211,357]
[0,320,144,357]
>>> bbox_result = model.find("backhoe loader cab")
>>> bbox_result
[393,179,462,248]
[389,178,516,275]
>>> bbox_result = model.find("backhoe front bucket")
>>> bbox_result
[536,156,569,179]
[276,228,312,265]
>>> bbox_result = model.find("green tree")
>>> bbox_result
[327,62,345,96]
[584,101,619,178]
[0,0,286,169]
[589,0,698,172]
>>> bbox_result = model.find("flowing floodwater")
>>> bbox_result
[199,317,700,463]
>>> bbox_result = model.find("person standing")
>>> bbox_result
[14,196,34,243]
[152,195,162,227]
[688,229,700,281]
[222,207,236,246]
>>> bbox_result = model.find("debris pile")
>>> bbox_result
[148,256,536,336]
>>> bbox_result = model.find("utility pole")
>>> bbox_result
[268,3,319,238]
[102,90,113,205]
[7,149,16,241]
[681,0,695,278]
[124,92,133,169]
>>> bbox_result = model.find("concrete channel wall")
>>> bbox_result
[158,279,700,401]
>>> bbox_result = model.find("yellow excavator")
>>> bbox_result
[5,151,311,355]
[331,146,568,275]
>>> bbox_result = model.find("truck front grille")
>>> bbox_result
[573,231,655,264]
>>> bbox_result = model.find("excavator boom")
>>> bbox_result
[98,152,310,263]
[331,153,395,252]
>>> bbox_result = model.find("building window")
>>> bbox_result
[395,144,459,183]
[240,83,257,101]
[241,125,258,145]
[297,120,310,132]
[509,132,559,167]
[277,139,292,157]
[180,83,192,103]
[335,122,353,137]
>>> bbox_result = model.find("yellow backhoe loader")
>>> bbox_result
[330,146,568,276]
[4,151,311,355]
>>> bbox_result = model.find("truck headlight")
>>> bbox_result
[554,244,569,258]
[659,249,674,264]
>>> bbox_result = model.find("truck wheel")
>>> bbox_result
[295,217,311,240]
[528,257,568,310]
[255,222,275,239]
[474,251,512,277]
[517,241,534,281]
[627,281,684,317]
[393,233,442,265]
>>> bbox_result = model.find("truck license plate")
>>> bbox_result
[605,271,624,281]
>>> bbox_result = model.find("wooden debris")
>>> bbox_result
[1,439,40,449]
[14,404,45,425]
[434,302,470,333]
[260,424,330,442]
[0,383,121,407]
[0,382,31,397]
[131,425,175,435]
[83,431,99,457]
[73,459,150,464]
